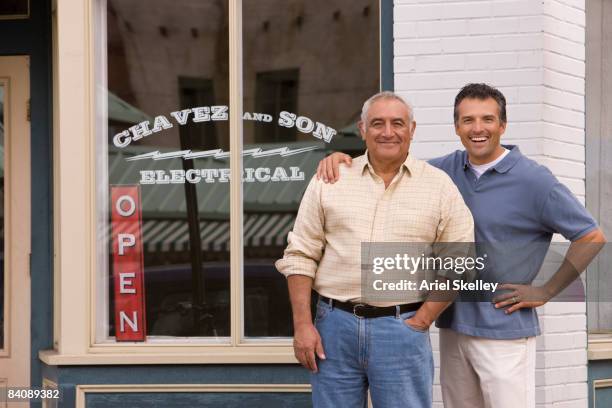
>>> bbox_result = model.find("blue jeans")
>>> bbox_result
[311,300,434,408]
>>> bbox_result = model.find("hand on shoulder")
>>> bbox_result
[316,152,352,184]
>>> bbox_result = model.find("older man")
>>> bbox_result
[316,83,606,408]
[276,91,474,408]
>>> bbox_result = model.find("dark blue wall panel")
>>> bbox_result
[381,0,394,91]
[56,365,308,385]
[0,2,53,408]
[85,392,311,408]
[49,365,310,408]
[43,364,310,408]
[589,360,612,408]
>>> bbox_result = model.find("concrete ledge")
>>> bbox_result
[39,348,298,365]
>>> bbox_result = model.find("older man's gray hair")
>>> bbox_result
[360,91,414,124]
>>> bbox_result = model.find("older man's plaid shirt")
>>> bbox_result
[276,153,474,305]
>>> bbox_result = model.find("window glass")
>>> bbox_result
[97,0,380,343]
[0,0,28,16]
[101,0,231,341]
[241,0,380,338]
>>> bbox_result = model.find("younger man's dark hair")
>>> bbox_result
[453,83,507,125]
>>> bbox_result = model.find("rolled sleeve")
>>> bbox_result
[275,177,325,279]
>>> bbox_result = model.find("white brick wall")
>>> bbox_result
[393,0,588,406]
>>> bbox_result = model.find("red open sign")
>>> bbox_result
[111,186,147,341]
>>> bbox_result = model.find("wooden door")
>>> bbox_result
[0,56,31,406]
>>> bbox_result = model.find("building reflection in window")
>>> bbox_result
[103,0,379,340]
[0,0,28,17]
[106,0,230,339]
[242,0,379,338]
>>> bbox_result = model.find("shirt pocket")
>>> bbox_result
[387,201,439,242]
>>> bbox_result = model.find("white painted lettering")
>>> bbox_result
[211,105,228,121]
[290,166,305,180]
[118,233,136,255]
[192,106,211,123]
[185,169,201,183]
[151,115,173,133]
[140,170,156,184]
[313,122,337,142]
[278,111,296,128]
[119,272,136,294]
[170,170,185,184]
[296,116,315,134]
[170,109,192,125]
[116,195,136,217]
[155,170,171,184]
[200,169,219,183]
[243,167,256,182]
[119,311,138,332]
[139,166,307,185]
[218,168,231,183]
[255,167,271,182]
[130,121,153,141]
[271,167,290,181]
[113,130,132,148]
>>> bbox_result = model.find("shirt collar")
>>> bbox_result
[360,150,414,178]
[461,144,521,174]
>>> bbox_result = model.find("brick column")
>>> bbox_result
[393,1,587,406]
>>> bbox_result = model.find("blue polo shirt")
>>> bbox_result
[430,145,598,339]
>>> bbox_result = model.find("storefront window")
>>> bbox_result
[98,0,230,342]
[0,0,28,17]
[241,0,379,338]
[96,0,379,343]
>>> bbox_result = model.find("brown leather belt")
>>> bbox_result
[319,295,423,319]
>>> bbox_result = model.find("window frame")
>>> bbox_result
[41,0,388,365]
[0,0,29,20]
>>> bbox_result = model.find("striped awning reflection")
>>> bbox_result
[141,213,295,253]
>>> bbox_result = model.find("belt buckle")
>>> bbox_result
[353,303,366,318]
